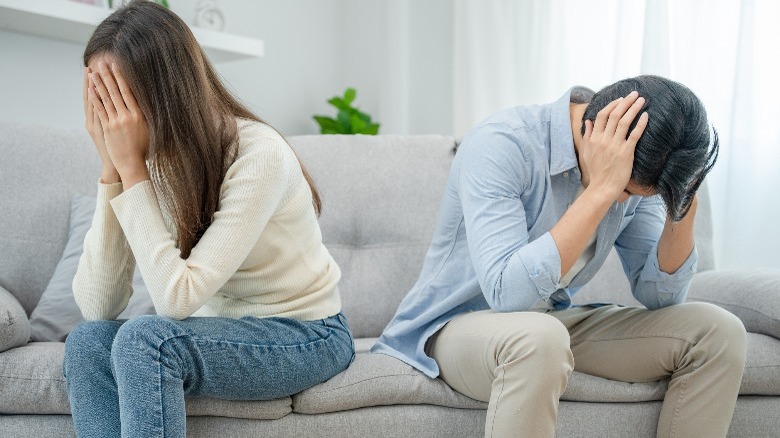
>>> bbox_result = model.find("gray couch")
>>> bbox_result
[1,122,778,437]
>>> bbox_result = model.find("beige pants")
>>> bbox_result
[426,303,746,438]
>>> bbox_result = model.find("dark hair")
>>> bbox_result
[84,0,321,258]
[581,75,718,221]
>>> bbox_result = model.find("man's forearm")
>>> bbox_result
[550,187,614,278]
[657,195,698,274]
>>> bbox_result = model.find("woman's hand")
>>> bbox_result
[88,61,150,189]
[84,67,120,183]
[581,91,648,201]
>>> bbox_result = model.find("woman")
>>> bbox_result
[63,2,354,436]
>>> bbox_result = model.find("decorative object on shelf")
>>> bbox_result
[313,88,380,135]
[194,0,226,32]
[107,0,169,9]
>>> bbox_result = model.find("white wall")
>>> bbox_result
[0,0,454,136]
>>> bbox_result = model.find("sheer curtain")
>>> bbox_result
[453,0,780,269]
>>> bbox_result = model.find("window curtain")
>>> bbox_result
[453,0,780,269]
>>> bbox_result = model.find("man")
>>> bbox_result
[372,76,746,437]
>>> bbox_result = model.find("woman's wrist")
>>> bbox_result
[100,167,121,184]
[119,165,150,190]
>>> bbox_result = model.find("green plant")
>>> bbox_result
[313,88,380,135]
[108,0,170,9]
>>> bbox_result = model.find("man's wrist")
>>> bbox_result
[582,185,618,210]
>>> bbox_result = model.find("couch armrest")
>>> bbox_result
[688,269,780,339]
[0,285,30,352]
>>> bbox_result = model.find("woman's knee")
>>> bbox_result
[111,315,186,369]
[64,320,122,374]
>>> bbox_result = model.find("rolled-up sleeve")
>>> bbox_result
[615,195,697,310]
[458,125,562,312]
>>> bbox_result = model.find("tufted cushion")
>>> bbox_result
[289,135,456,338]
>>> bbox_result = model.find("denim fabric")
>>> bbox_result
[63,313,354,437]
[372,87,698,378]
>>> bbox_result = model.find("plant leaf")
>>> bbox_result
[365,123,379,135]
[337,109,353,133]
[350,113,367,133]
[313,115,341,135]
[328,97,348,111]
[344,88,357,105]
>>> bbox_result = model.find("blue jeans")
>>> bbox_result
[63,312,354,437]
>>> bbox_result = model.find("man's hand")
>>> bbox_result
[581,91,648,201]
[88,61,150,189]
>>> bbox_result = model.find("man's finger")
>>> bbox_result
[615,96,645,140]
[626,112,649,149]
[593,97,623,133]
[604,91,639,136]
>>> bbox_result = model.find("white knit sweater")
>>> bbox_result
[73,119,342,321]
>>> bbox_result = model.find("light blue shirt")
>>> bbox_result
[371,87,698,378]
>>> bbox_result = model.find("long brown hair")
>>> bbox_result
[84,0,321,258]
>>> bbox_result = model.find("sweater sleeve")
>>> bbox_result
[109,139,292,320]
[73,181,137,320]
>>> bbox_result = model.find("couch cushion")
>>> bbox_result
[292,352,667,414]
[289,135,456,339]
[292,352,487,414]
[294,333,780,415]
[0,342,292,419]
[741,333,780,395]
[0,286,30,353]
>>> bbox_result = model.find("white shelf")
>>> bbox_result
[0,0,264,62]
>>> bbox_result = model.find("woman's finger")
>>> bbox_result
[89,85,109,128]
[86,76,95,127]
[97,61,128,115]
[91,72,117,120]
[83,67,90,114]
[111,63,141,114]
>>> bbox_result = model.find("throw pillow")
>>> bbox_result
[0,286,31,352]
[29,195,155,342]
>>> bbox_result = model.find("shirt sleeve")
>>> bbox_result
[614,195,697,310]
[73,181,136,320]
[109,138,293,320]
[458,125,562,312]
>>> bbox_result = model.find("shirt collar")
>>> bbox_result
[549,86,594,176]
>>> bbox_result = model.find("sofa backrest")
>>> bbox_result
[289,135,455,338]
[0,123,716,337]
[0,123,100,315]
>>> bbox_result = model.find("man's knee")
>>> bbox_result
[495,312,573,370]
[680,302,747,367]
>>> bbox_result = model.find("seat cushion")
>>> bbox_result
[294,334,780,414]
[0,342,292,419]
